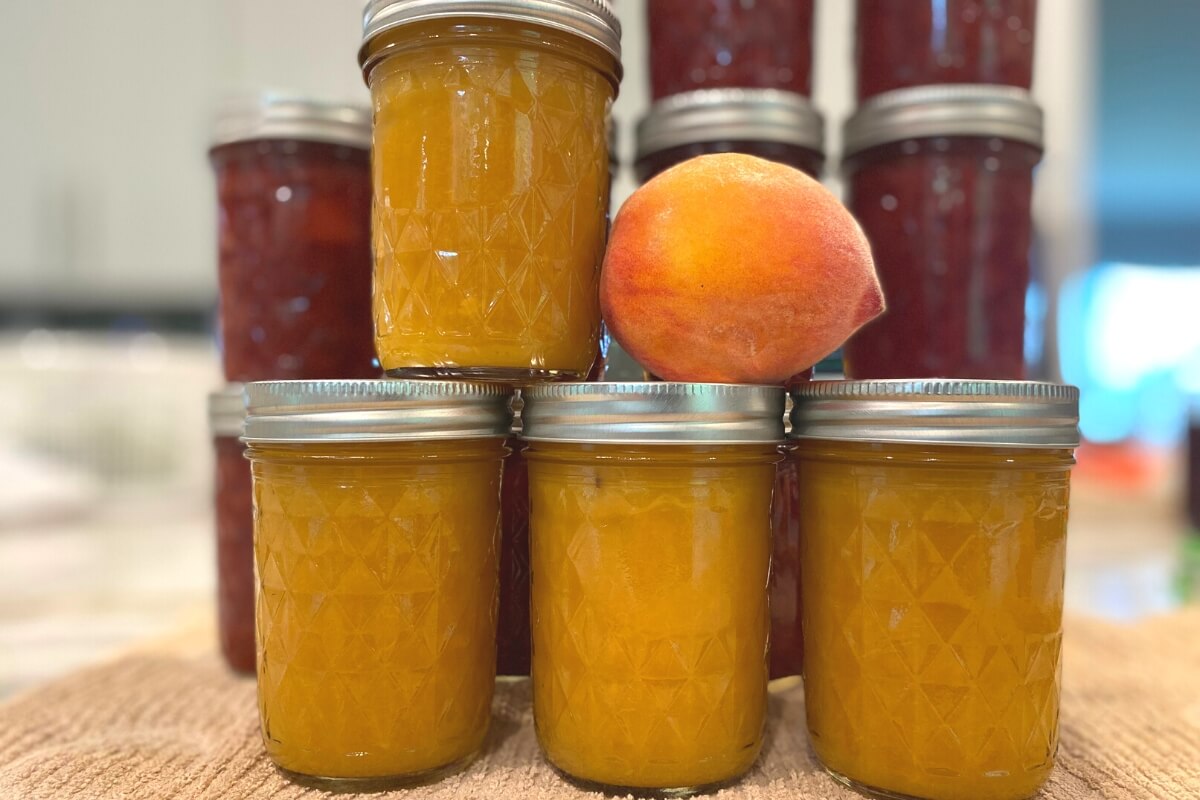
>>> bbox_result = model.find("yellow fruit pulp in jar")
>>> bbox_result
[797,440,1073,800]
[365,21,617,379]
[250,439,505,784]
[526,442,775,791]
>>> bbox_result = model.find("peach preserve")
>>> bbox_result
[523,383,783,794]
[244,380,511,789]
[841,85,1043,380]
[791,380,1079,800]
[359,1,621,381]
[209,96,377,382]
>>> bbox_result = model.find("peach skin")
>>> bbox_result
[601,153,884,384]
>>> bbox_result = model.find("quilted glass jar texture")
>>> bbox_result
[797,440,1072,800]
[363,18,620,382]
[527,441,775,793]
[789,379,1078,800]
[252,439,505,785]
[243,377,511,787]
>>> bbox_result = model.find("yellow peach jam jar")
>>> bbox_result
[521,382,784,794]
[789,380,1080,800]
[359,0,622,382]
[243,379,512,789]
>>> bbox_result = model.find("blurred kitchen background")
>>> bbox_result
[1,0,1197,696]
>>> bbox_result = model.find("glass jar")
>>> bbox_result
[498,389,617,679]
[770,441,803,680]
[522,382,783,794]
[790,380,1079,800]
[648,0,814,99]
[359,1,622,382]
[496,433,531,677]
[209,96,377,383]
[857,0,1037,100]
[208,385,253,674]
[244,380,512,789]
[635,88,824,184]
[841,85,1043,380]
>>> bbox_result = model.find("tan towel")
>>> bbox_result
[1,612,1198,799]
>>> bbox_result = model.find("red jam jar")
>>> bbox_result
[209,96,378,382]
[635,88,824,184]
[648,0,814,99]
[497,410,531,677]
[856,0,1037,100]
[841,85,1043,380]
[209,385,254,674]
[770,448,803,678]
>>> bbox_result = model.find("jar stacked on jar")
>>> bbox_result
[206,96,377,674]
[240,0,626,790]
[213,4,1083,800]
[844,0,1043,379]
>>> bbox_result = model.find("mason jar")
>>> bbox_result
[647,0,815,98]
[791,380,1079,800]
[635,88,824,184]
[359,0,622,382]
[496,395,531,677]
[523,382,783,794]
[244,380,511,789]
[208,385,253,674]
[840,85,1043,380]
[856,0,1037,100]
[209,96,377,382]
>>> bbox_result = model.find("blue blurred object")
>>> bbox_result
[1096,0,1200,265]
[1058,263,1200,445]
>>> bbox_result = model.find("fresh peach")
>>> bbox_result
[601,153,884,384]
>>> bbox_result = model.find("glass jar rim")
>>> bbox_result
[243,379,513,444]
[842,84,1044,157]
[637,88,824,163]
[521,382,785,444]
[789,380,1080,449]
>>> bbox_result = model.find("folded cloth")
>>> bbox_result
[1,612,1198,799]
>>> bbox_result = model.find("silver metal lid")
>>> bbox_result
[208,385,246,438]
[842,84,1044,158]
[637,88,825,162]
[360,0,621,74]
[789,380,1080,448]
[210,95,371,150]
[521,382,785,444]
[243,380,513,443]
